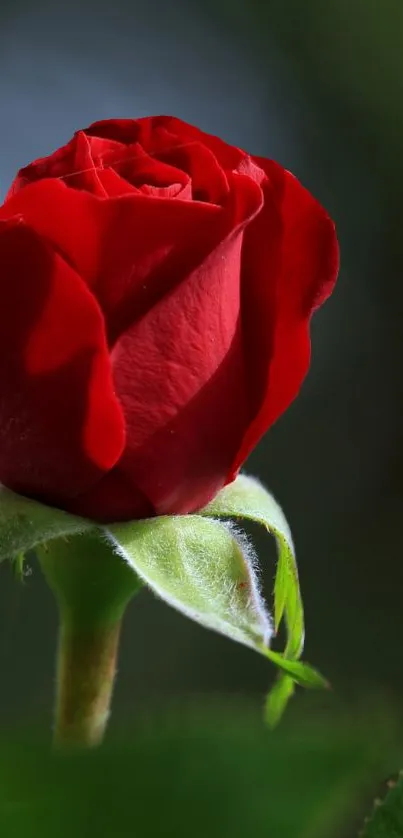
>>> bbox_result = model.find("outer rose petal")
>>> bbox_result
[75,174,263,520]
[230,160,339,475]
[0,219,125,506]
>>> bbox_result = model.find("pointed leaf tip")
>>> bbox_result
[262,646,329,690]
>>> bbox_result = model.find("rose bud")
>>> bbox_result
[0,117,338,522]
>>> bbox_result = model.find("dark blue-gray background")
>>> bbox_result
[1,0,403,724]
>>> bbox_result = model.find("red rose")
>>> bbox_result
[0,117,338,522]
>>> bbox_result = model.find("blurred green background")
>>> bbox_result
[1,0,403,835]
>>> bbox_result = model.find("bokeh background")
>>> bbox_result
[1,1,403,836]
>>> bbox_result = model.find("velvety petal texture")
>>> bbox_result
[0,218,125,507]
[0,116,339,521]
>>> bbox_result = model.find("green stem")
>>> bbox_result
[37,530,142,749]
[53,618,122,748]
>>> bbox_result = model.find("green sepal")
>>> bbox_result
[0,487,92,563]
[105,476,328,714]
[106,514,273,653]
[202,474,304,659]
[201,474,328,721]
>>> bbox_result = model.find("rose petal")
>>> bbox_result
[0,218,125,505]
[96,167,141,196]
[0,179,238,344]
[7,131,107,198]
[84,119,142,145]
[65,466,154,522]
[86,117,246,170]
[152,141,229,204]
[107,174,263,518]
[96,140,191,195]
[230,160,339,475]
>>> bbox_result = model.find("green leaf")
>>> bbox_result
[202,474,304,660]
[0,487,93,562]
[262,646,329,690]
[200,475,328,720]
[265,675,295,727]
[106,515,273,654]
[361,771,403,837]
